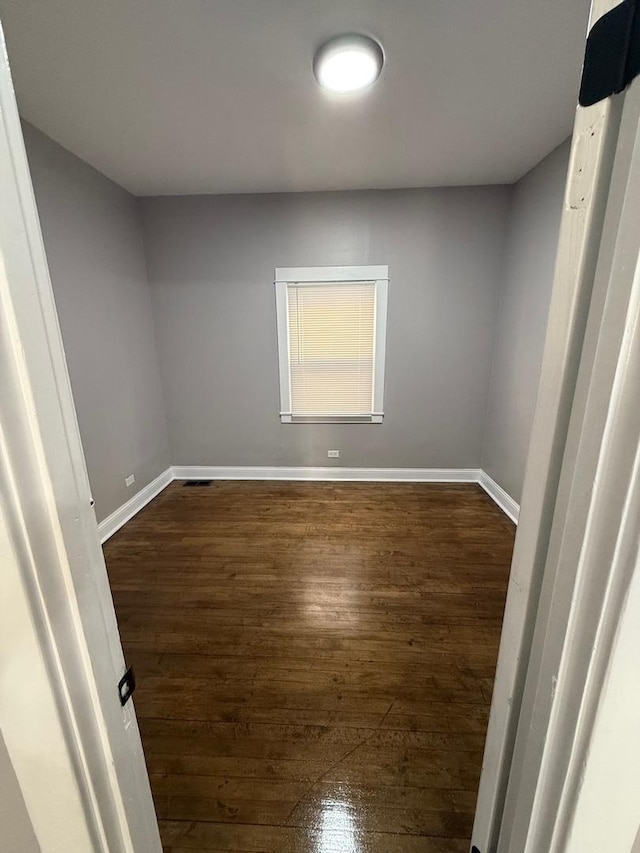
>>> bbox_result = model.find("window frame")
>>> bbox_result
[275,265,389,424]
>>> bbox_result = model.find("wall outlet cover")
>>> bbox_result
[125,474,135,487]
[327,450,340,458]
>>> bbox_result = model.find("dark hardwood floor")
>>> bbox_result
[104,481,514,852]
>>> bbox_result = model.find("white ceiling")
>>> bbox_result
[1,0,590,196]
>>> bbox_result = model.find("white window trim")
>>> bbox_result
[275,265,389,424]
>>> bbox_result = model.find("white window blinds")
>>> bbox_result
[287,282,375,417]
[276,265,388,423]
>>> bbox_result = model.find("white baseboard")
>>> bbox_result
[98,466,518,543]
[174,465,518,521]
[478,471,520,524]
[98,467,173,543]
[171,465,482,483]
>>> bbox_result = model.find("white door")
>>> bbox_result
[0,24,161,853]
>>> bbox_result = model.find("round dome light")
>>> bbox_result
[313,34,384,94]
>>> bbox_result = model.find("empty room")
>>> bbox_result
[7,0,635,852]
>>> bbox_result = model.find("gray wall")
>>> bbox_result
[23,123,170,523]
[23,119,566,494]
[481,140,571,503]
[0,731,41,853]
[140,188,510,468]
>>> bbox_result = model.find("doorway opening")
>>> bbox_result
[5,2,629,852]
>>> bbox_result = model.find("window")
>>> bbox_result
[275,265,388,423]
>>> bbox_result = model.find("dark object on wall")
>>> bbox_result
[579,0,640,106]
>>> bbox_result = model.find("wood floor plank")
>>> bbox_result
[104,481,513,851]
[159,818,472,852]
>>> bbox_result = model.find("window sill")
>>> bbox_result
[280,414,383,424]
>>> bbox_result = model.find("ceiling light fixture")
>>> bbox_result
[313,34,384,94]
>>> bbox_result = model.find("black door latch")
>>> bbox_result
[118,666,136,706]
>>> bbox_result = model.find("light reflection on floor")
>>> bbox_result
[314,792,363,853]
[299,544,366,624]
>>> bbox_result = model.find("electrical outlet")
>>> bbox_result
[327,450,340,458]
[125,474,135,487]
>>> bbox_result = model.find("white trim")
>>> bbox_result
[278,413,384,423]
[275,264,388,282]
[496,74,640,853]
[275,279,291,415]
[479,471,520,524]
[373,278,388,416]
[279,412,385,418]
[98,468,173,543]
[472,2,625,847]
[172,465,480,483]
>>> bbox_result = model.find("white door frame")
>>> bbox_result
[473,0,640,849]
[0,24,161,853]
[497,72,640,853]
